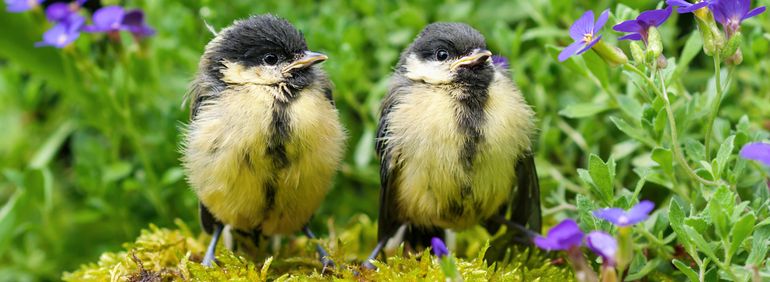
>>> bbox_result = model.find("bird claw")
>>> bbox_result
[320,256,335,274]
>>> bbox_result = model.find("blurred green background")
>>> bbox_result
[1,0,768,280]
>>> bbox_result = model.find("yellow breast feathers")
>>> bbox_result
[386,71,534,229]
[182,84,345,235]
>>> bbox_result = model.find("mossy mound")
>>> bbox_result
[62,216,572,281]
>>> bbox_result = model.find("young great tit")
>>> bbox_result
[364,22,541,268]
[182,14,346,268]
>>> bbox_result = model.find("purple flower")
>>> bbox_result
[558,9,610,62]
[431,237,449,258]
[586,231,617,266]
[84,6,155,38]
[44,0,86,22]
[35,14,85,48]
[122,9,155,38]
[667,0,710,13]
[492,55,509,69]
[593,200,655,227]
[5,0,42,13]
[740,142,770,166]
[84,5,125,33]
[534,219,584,251]
[710,0,766,37]
[613,6,673,42]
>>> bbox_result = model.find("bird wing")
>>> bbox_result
[188,74,225,234]
[511,152,541,233]
[375,76,409,242]
[483,151,541,261]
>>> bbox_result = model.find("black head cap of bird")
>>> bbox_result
[198,14,327,98]
[396,22,495,90]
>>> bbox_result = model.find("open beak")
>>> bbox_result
[282,51,328,74]
[450,49,492,71]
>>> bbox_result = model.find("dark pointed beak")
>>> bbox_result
[450,49,492,71]
[282,51,328,74]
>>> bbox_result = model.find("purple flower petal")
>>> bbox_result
[45,2,70,21]
[668,0,710,13]
[593,200,655,227]
[122,9,155,37]
[570,10,596,40]
[431,237,449,258]
[586,231,617,266]
[744,6,766,19]
[613,20,642,33]
[618,33,644,41]
[740,142,770,166]
[491,55,509,69]
[6,0,41,12]
[36,21,82,48]
[594,9,610,33]
[558,40,586,62]
[534,219,584,251]
[85,5,125,32]
[637,6,673,27]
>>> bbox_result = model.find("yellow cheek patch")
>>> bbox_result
[220,60,284,85]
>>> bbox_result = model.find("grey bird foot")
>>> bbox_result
[202,224,224,267]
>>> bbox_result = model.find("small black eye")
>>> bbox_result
[436,49,449,61]
[263,53,279,65]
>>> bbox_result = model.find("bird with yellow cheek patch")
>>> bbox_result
[182,14,345,269]
[363,22,542,269]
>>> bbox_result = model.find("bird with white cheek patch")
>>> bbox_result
[363,22,542,269]
[182,14,345,269]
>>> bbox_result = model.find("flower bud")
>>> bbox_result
[616,227,633,273]
[629,41,645,64]
[656,54,668,69]
[720,32,742,59]
[591,40,628,67]
[646,27,663,61]
[695,13,725,56]
[600,265,618,282]
[726,49,743,65]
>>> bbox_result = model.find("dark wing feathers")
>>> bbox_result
[375,75,409,242]
[511,152,541,233]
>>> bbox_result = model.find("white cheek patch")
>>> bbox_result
[220,60,284,85]
[403,54,454,84]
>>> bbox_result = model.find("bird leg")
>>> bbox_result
[491,215,538,243]
[202,224,223,267]
[302,225,335,271]
[362,238,387,270]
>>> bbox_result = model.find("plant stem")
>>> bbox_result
[623,64,720,186]
[704,54,722,158]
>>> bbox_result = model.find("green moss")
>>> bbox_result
[63,216,572,281]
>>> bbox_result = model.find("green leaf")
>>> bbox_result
[625,258,661,280]
[670,200,695,254]
[746,225,770,265]
[675,32,703,78]
[0,191,21,255]
[161,167,185,186]
[728,212,755,259]
[651,147,673,175]
[103,162,134,184]
[610,116,655,146]
[558,102,611,118]
[588,154,614,204]
[616,94,643,121]
[714,135,734,179]
[683,225,719,262]
[29,120,76,169]
[354,128,375,169]
[672,259,699,282]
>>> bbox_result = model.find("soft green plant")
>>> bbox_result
[62,218,571,281]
